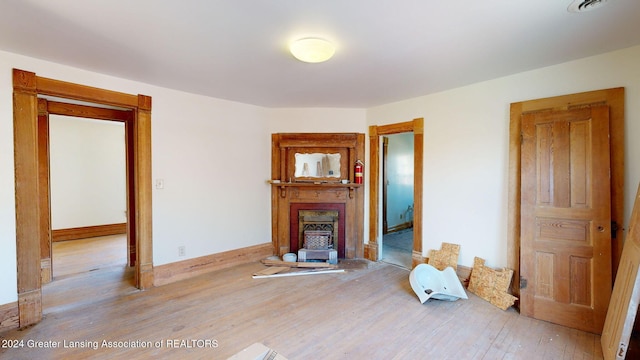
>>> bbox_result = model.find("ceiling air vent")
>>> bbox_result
[568,0,610,13]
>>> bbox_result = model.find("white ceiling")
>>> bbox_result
[1,0,639,108]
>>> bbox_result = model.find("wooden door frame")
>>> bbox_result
[367,118,424,267]
[13,69,153,328]
[507,87,625,299]
[38,99,136,284]
[382,136,389,235]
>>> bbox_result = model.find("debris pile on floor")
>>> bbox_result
[412,243,518,310]
[253,258,344,279]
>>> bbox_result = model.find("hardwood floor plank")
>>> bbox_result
[0,236,605,359]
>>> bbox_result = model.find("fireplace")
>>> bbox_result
[290,203,346,258]
[270,133,365,259]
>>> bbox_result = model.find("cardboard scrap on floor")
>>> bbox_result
[467,256,518,310]
[226,342,287,360]
[428,242,460,271]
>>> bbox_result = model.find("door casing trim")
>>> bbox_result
[367,118,424,267]
[12,69,153,328]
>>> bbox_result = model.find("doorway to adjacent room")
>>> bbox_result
[381,132,414,269]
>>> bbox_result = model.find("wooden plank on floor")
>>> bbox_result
[260,259,337,268]
[252,269,345,279]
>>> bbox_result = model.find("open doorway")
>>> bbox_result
[13,69,153,328]
[43,114,135,312]
[381,133,414,269]
[366,118,423,268]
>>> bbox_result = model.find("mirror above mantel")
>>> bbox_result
[294,152,341,178]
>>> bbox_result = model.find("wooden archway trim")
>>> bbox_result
[367,118,424,268]
[12,69,153,328]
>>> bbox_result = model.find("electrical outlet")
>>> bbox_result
[178,246,186,257]
[400,213,403,219]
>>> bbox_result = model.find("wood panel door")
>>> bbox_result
[601,183,640,359]
[520,105,612,334]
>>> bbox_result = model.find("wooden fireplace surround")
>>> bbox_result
[271,133,365,258]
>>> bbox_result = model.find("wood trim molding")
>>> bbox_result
[508,87,625,298]
[12,68,153,328]
[13,70,42,328]
[52,223,127,242]
[368,118,424,267]
[386,222,413,234]
[153,243,274,287]
[46,101,133,122]
[0,301,19,333]
[135,94,154,290]
[364,243,378,261]
[18,289,41,329]
[37,99,52,285]
[36,75,139,108]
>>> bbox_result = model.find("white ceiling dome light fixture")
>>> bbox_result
[568,0,610,13]
[289,37,336,63]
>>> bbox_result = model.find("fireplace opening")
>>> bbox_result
[290,203,345,258]
[299,210,338,251]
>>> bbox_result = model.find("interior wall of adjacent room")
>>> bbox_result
[366,45,640,269]
[385,132,414,230]
[49,115,126,229]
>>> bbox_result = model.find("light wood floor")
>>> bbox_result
[1,236,604,359]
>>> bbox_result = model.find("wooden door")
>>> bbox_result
[520,105,612,334]
[601,183,640,359]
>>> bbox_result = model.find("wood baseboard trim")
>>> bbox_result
[0,301,19,333]
[153,243,274,287]
[411,250,426,269]
[52,223,127,242]
[41,258,52,285]
[386,222,413,234]
[18,289,41,328]
[456,264,472,287]
[364,243,378,261]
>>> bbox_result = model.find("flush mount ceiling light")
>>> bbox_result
[568,0,610,13]
[289,37,335,63]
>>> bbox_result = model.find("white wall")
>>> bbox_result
[0,54,18,306]
[268,108,367,134]
[367,45,640,269]
[49,116,126,229]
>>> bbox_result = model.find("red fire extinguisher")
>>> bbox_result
[354,160,364,184]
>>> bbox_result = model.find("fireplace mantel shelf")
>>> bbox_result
[270,181,362,199]
[269,181,362,187]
